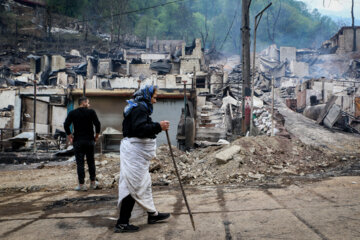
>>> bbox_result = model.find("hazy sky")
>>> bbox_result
[300,0,359,21]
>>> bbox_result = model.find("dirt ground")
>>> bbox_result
[1,132,359,194]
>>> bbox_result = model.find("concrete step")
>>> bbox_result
[196,127,226,134]
[198,124,216,128]
[199,115,224,121]
[195,132,227,142]
[199,119,223,124]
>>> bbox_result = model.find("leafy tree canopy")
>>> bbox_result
[45,0,339,52]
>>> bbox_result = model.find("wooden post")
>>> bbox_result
[192,66,196,90]
[241,0,251,134]
[183,80,188,131]
[33,74,37,153]
[1,130,3,152]
[83,78,86,96]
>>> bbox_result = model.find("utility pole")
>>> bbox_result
[250,3,272,135]
[241,0,251,135]
[271,76,275,136]
[33,75,37,153]
[351,0,356,52]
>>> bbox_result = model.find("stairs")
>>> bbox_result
[195,101,227,142]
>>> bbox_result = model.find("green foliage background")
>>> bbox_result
[45,0,338,52]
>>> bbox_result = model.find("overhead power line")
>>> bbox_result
[70,0,189,24]
[219,0,241,50]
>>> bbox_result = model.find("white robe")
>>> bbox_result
[118,137,157,215]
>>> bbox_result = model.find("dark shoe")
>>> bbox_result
[148,212,170,224]
[114,223,139,233]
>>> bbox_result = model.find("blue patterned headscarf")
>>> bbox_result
[124,85,157,117]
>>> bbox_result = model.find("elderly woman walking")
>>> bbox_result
[115,85,170,233]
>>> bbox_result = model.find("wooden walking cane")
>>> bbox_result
[165,130,196,231]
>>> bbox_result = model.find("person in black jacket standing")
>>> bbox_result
[64,96,101,191]
[115,85,170,233]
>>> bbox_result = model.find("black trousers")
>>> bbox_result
[117,194,136,224]
[74,140,96,184]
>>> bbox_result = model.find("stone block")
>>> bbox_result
[215,145,242,164]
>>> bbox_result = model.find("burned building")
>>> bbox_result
[327,26,360,54]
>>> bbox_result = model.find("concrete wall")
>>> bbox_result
[51,106,67,134]
[152,99,183,146]
[140,53,168,63]
[57,72,68,86]
[342,28,360,52]
[170,63,180,75]
[98,59,112,75]
[130,64,157,78]
[280,77,299,88]
[0,90,16,109]
[51,55,65,71]
[15,73,32,83]
[280,47,296,62]
[14,94,21,129]
[0,115,11,128]
[72,96,127,135]
[290,61,309,77]
[180,59,200,74]
[106,76,157,89]
[164,74,192,89]
[305,89,321,106]
[23,123,49,134]
[41,55,51,72]
[23,98,48,124]
[72,96,182,146]
[105,75,190,89]
[297,90,306,110]
[324,82,334,102]
[335,94,353,114]
[210,73,223,94]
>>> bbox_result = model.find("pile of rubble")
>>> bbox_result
[253,109,273,136]
[147,135,358,186]
[1,133,359,193]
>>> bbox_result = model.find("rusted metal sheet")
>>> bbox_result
[296,90,306,110]
[355,97,360,117]
[286,98,297,111]
[316,95,338,124]
[323,104,341,128]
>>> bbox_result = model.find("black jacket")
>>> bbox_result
[122,103,162,139]
[64,107,101,142]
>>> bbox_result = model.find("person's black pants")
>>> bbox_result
[117,194,136,224]
[74,140,96,184]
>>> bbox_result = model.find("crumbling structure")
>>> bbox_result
[0,36,228,152]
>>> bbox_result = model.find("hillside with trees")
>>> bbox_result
[2,0,339,52]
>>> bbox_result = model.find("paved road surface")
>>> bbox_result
[0,176,359,240]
